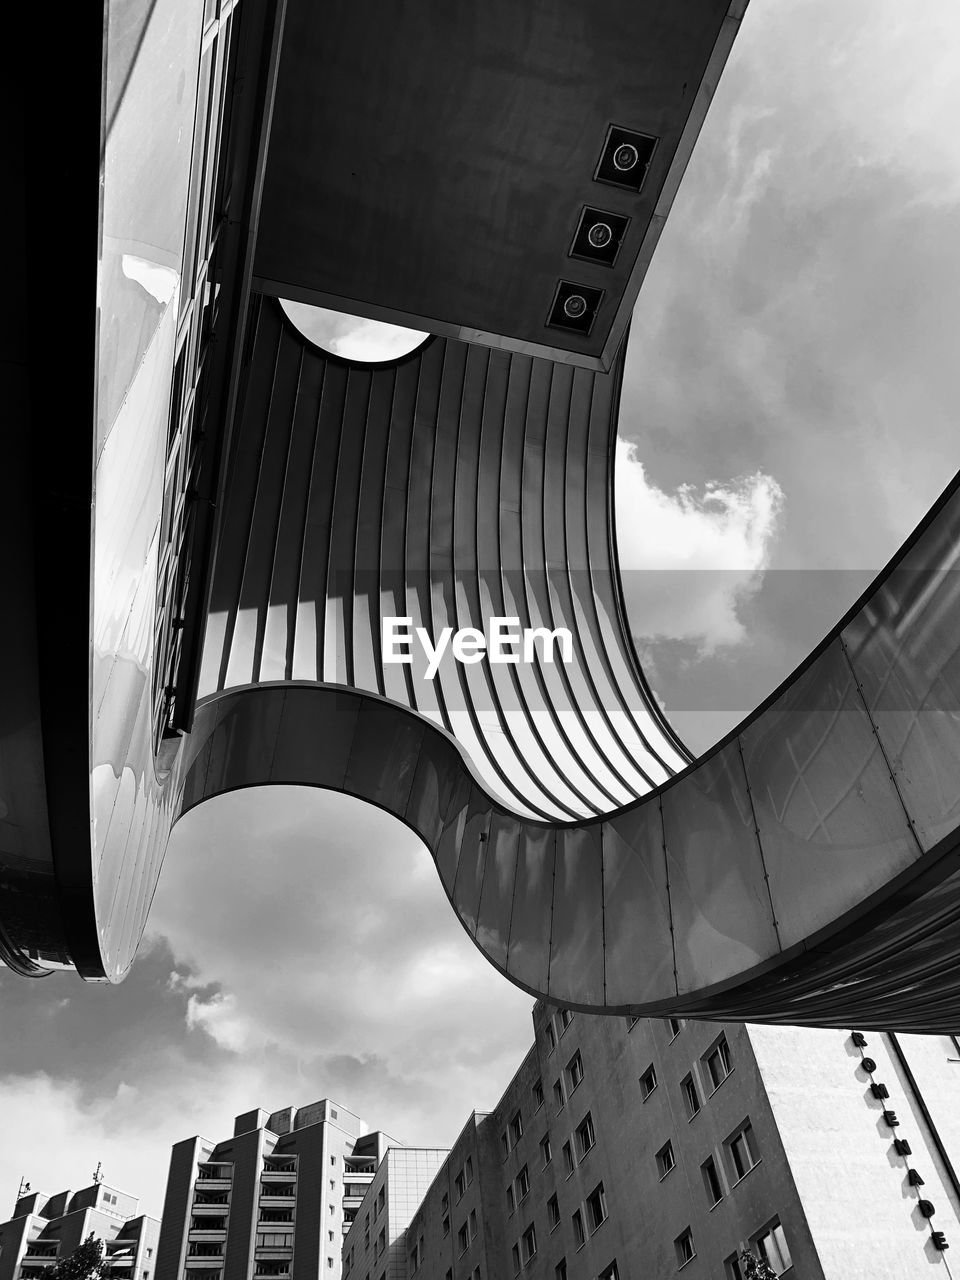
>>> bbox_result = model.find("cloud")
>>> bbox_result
[140,787,535,1162]
[615,439,783,654]
[279,300,427,361]
[614,0,960,752]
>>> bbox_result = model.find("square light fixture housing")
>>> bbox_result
[569,207,630,266]
[546,281,604,335]
[594,125,657,193]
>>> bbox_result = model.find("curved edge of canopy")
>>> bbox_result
[174,439,960,1030]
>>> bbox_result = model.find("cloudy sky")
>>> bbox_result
[2,0,959,1223]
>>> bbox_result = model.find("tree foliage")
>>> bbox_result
[47,1234,110,1280]
[738,1252,778,1280]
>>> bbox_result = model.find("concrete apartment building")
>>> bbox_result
[155,1099,402,1280]
[342,1149,449,1280]
[382,1006,960,1279]
[0,1182,159,1280]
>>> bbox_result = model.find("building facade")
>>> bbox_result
[342,1149,450,1280]
[0,1182,159,1280]
[155,1099,402,1280]
[382,1007,960,1279]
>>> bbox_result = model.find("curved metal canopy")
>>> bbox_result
[178,301,960,1030]
[197,298,689,822]
[7,0,960,1034]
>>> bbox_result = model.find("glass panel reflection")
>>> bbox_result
[843,551,960,852]
[434,786,472,896]
[452,788,493,937]
[662,740,777,992]
[344,700,424,814]
[405,733,472,851]
[203,688,287,794]
[603,806,676,1006]
[506,827,555,991]
[270,689,361,789]
[741,640,918,949]
[476,814,521,969]
[549,826,604,1004]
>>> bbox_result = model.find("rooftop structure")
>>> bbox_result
[0,1183,159,1280]
[155,1099,402,1280]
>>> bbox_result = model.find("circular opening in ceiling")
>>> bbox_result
[279,299,430,365]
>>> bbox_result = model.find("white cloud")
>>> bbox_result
[186,992,265,1054]
[615,439,783,654]
[147,787,535,1156]
[279,300,427,362]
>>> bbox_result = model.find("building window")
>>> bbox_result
[442,1215,450,1236]
[558,1008,574,1033]
[377,1229,385,1257]
[701,1156,723,1206]
[586,1183,607,1233]
[330,1180,336,1190]
[555,1260,567,1280]
[469,1209,478,1240]
[625,1016,640,1030]
[598,1262,619,1280]
[576,1112,596,1159]
[507,1184,516,1214]
[704,1036,733,1091]
[466,1156,474,1185]
[547,1194,560,1230]
[681,1074,701,1120]
[754,1219,792,1275]
[553,1079,565,1112]
[562,1140,575,1177]
[675,1229,696,1268]
[540,1134,552,1166]
[510,1111,524,1145]
[668,1018,683,1039]
[517,1165,531,1202]
[726,1122,760,1182]
[566,1051,584,1093]
[723,1254,744,1280]
[639,1064,658,1100]
[533,1078,545,1110]
[546,1022,556,1052]
[501,1132,510,1161]
[521,1225,537,1264]
[457,1224,469,1255]
[455,1168,467,1200]
[572,1210,585,1248]
[442,1193,449,1214]
[656,1141,675,1179]
[512,1244,521,1275]
[473,1270,481,1280]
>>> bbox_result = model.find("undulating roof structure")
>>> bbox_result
[6,0,960,1031]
